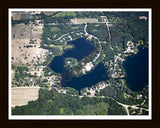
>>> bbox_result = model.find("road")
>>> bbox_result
[105,20,113,50]
[55,33,69,41]
[113,98,149,115]
[84,23,102,62]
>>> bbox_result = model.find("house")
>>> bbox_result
[139,16,148,21]
[99,16,107,22]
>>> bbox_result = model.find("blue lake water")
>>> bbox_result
[49,38,109,91]
[49,37,148,92]
[62,62,108,91]
[63,38,94,61]
[49,38,94,74]
[123,46,149,91]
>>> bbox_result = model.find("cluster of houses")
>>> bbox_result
[124,41,135,54]
[105,53,125,78]
[55,31,84,44]
[81,62,94,74]
[81,82,110,97]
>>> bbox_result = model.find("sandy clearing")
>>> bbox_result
[11,23,47,65]
[12,12,21,20]
[11,39,46,64]
[71,18,99,24]
[11,87,40,107]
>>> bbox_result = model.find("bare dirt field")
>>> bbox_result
[11,23,47,65]
[71,18,99,24]
[12,12,21,20]
[12,24,31,39]
[11,87,40,107]
[11,22,48,88]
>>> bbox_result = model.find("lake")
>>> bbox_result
[62,62,108,91]
[49,38,94,74]
[123,46,149,91]
[49,38,109,91]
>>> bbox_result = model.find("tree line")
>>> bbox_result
[12,88,127,115]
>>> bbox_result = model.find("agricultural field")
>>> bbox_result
[42,11,57,16]
[11,22,46,65]
[55,11,76,17]
[11,87,40,107]
[11,14,50,107]
[71,18,99,24]
[12,12,22,20]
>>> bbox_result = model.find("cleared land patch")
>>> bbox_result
[43,11,57,16]
[11,21,49,88]
[50,27,61,32]
[55,12,76,17]
[11,23,46,64]
[12,12,21,20]
[71,18,99,24]
[12,24,31,39]
[11,87,40,107]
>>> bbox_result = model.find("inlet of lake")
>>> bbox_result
[123,46,149,91]
[49,38,149,92]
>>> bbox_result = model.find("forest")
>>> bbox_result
[12,88,127,115]
[87,23,109,41]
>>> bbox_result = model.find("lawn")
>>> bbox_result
[49,44,64,51]
[55,12,76,17]
[50,27,61,32]
[43,11,57,16]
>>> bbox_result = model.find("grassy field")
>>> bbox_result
[92,29,97,32]
[63,44,73,50]
[49,44,64,50]
[42,11,57,16]
[50,27,61,32]
[101,41,107,44]
[55,12,76,17]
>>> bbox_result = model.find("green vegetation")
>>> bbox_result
[63,44,74,50]
[64,57,78,70]
[101,43,115,61]
[65,87,79,95]
[102,12,148,50]
[43,11,57,16]
[42,54,54,66]
[12,65,29,86]
[100,79,148,108]
[75,12,104,18]
[93,53,106,66]
[12,88,127,115]
[40,24,85,58]
[109,23,132,51]
[87,23,109,41]
[50,27,61,32]
[43,66,59,76]
[76,102,109,115]
[11,64,44,87]
[55,12,76,17]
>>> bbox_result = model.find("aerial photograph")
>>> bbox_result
[9,9,151,119]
